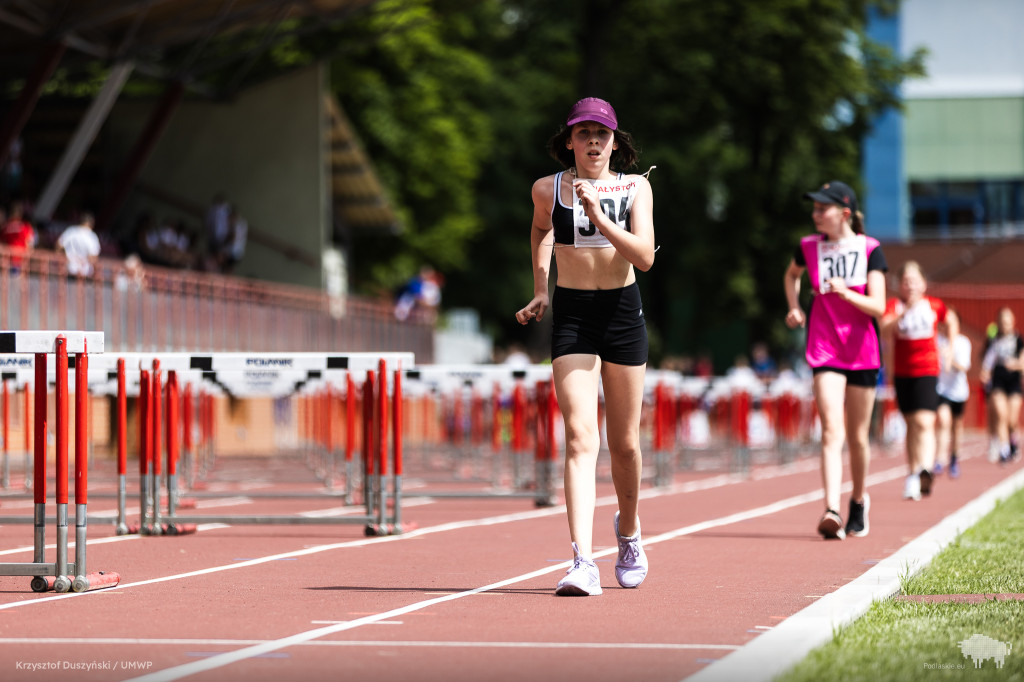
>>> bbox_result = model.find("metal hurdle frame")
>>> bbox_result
[0,354,33,491]
[91,351,414,536]
[399,364,558,506]
[0,331,119,593]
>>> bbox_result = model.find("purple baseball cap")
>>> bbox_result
[566,97,618,130]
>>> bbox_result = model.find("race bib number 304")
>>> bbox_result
[816,235,868,293]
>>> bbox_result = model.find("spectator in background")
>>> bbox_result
[204,193,231,270]
[1,137,23,194]
[394,265,442,321]
[693,353,714,378]
[502,342,531,367]
[220,205,247,273]
[56,211,101,277]
[726,354,759,386]
[115,253,146,293]
[935,308,970,478]
[751,342,778,381]
[158,219,197,269]
[1,200,37,271]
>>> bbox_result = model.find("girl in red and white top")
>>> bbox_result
[881,261,947,501]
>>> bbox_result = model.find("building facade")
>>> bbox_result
[865,0,1024,241]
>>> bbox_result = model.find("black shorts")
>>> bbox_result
[895,375,940,413]
[938,395,966,417]
[551,283,648,366]
[811,366,879,388]
[990,366,1023,396]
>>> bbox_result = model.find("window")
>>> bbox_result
[909,180,1024,238]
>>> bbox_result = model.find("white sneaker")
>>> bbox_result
[555,543,602,596]
[989,439,1002,463]
[903,473,921,501]
[613,511,649,588]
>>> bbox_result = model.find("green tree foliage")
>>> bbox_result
[330,0,495,295]
[333,0,924,367]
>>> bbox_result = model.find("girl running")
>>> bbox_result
[935,308,970,478]
[880,261,947,500]
[516,97,654,595]
[979,307,1024,464]
[783,181,887,539]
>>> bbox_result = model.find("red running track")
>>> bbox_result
[0,436,1020,682]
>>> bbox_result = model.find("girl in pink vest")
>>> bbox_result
[783,181,887,539]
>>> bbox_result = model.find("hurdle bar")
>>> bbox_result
[102,352,413,536]
[0,355,33,492]
[399,364,558,506]
[0,331,119,593]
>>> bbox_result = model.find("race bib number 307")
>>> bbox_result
[816,236,868,293]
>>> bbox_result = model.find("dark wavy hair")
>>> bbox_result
[546,125,640,172]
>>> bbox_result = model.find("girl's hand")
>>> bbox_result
[826,277,849,300]
[573,180,601,221]
[516,295,549,325]
[785,307,805,329]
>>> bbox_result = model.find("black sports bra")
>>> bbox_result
[551,171,631,246]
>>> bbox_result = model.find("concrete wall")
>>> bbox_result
[105,64,330,289]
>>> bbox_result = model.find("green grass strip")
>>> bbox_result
[778,487,1024,682]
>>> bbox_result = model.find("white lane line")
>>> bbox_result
[0,533,143,557]
[120,464,910,682]
[0,459,889,610]
[0,636,740,651]
[684,465,1024,682]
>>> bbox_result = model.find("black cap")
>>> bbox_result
[804,181,858,212]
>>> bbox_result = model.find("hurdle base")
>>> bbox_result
[73,571,121,592]
[364,523,393,537]
[31,575,73,593]
[30,576,56,593]
[162,523,198,535]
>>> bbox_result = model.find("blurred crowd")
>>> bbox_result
[0,191,247,278]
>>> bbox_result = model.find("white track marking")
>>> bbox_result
[0,461,900,611]
[118,464,910,682]
[0,636,740,651]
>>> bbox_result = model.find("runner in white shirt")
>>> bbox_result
[57,212,101,277]
[935,308,970,478]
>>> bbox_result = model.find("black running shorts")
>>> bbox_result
[938,395,966,418]
[990,365,1023,396]
[551,283,648,366]
[811,366,879,388]
[894,375,940,413]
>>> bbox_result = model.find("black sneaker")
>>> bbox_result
[817,509,845,540]
[845,494,870,537]
[919,469,933,496]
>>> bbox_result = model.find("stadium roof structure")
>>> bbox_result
[0,0,380,98]
[0,0,399,235]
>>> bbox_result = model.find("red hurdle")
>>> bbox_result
[0,331,119,593]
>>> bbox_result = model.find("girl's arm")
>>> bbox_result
[515,178,556,325]
[783,260,806,328]
[829,270,887,319]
